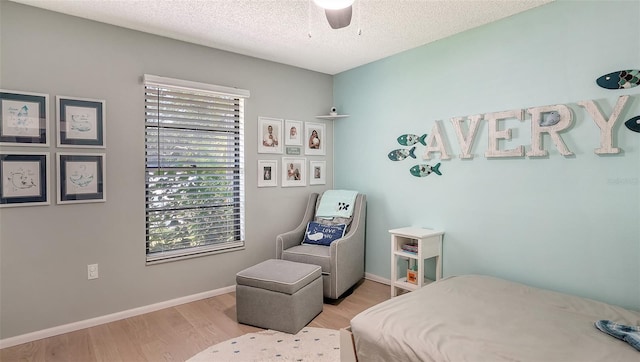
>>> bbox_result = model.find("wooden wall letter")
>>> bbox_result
[578,95,629,154]
[450,114,483,159]
[484,109,525,158]
[423,121,451,160]
[526,104,574,157]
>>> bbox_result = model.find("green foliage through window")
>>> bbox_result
[144,80,245,262]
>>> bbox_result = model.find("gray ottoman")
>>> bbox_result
[236,259,323,334]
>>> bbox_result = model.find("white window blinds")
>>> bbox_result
[144,75,249,263]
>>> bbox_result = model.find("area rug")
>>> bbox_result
[187,327,340,361]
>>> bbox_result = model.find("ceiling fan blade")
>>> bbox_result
[324,5,352,29]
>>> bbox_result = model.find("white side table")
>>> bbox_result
[389,227,444,297]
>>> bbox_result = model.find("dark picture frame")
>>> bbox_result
[0,152,50,207]
[57,96,106,147]
[57,153,106,204]
[0,90,49,146]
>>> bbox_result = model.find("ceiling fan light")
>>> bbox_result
[313,0,355,10]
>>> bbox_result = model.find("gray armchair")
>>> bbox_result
[276,193,366,299]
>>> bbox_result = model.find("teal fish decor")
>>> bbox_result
[596,69,640,89]
[410,163,442,177]
[388,146,416,161]
[397,134,427,146]
[625,115,640,133]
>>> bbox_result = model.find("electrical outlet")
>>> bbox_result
[88,264,99,280]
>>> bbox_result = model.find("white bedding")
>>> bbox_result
[350,275,640,361]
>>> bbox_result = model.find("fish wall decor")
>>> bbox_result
[390,133,443,179]
[596,69,640,90]
[388,146,416,161]
[625,115,640,133]
[397,134,427,146]
[409,163,442,177]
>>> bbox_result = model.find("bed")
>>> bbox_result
[345,275,640,361]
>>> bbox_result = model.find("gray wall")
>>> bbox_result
[0,2,333,339]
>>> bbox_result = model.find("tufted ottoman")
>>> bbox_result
[236,259,323,334]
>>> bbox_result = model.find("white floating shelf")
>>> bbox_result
[315,114,349,120]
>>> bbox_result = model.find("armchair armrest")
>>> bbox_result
[276,193,319,259]
[276,228,305,258]
[329,194,367,298]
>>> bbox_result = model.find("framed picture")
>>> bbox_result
[309,160,326,185]
[0,90,49,146]
[282,157,306,187]
[0,152,50,207]
[257,160,277,187]
[57,153,106,204]
[285,119,303,146]
[305,121,326,156]
[57,96,106,147]
[258,117,283,154]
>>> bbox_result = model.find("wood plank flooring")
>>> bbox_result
[1,279,390,362]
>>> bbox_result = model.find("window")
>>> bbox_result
[144,75,250,263]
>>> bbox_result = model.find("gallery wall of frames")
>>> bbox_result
[0,89,106,207]
[257,116,327,188]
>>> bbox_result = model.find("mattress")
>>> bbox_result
[350,275,640,361]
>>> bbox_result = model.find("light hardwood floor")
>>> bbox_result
[1,279,390,362]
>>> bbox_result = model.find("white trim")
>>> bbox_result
[364,272,390,285]
[143,74,250,98]
[0,285,236,349]
[1,275,389,349]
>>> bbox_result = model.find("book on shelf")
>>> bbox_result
[401,243,418,253]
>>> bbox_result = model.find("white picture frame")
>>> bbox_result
[309,160,326,185]
[285,119,303,146]
[305,121,325,156]
[281,157,306,187]
[57,152,106,204]
[258,117,283,154]
[57,95,106,148]
[257,159,278,187]
[0,89,50,147]
[0,152,50,207]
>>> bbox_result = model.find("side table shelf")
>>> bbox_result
[389,227,444,297]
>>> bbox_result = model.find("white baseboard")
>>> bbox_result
[0,285,236,350]
[2,275,389,349]
[364,272,390,285]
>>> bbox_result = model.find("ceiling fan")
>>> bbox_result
[314,0,354,29]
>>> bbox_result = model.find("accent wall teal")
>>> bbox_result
[333,0,639,310]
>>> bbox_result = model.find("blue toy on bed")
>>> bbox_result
[595,319,640,351]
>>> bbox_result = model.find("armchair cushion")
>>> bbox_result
[302,221,346,246]
[281,244,331,272]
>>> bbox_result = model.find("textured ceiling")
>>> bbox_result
[9,0,553,75]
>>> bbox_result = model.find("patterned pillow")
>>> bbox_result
[302,221,347,246]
